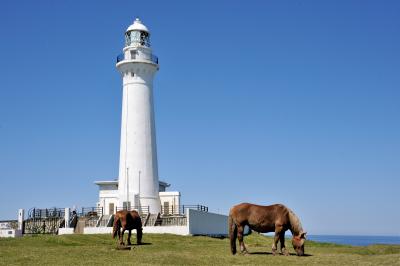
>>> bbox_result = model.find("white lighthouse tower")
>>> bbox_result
[116,18,161,214]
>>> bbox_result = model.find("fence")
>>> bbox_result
[24,207,102,234]
[116,206,150,215]
[78,207,103,218]
[160,216,187,226]
[161,205,208,216]
[28,208,66,219]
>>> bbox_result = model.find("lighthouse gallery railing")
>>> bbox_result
[116,53,158,64]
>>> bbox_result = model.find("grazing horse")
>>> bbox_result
[229,203,307,256]
[112,210,143,246]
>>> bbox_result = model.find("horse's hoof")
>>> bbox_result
[240,250,249,256]
[281,248,289,256]
[116,245,131,251]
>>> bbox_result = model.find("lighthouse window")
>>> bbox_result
[140,32,150,46]
[125,33,131,46]
[125,30,150,47]
[128,31,141,46]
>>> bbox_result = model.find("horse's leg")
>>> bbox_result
[237,225,248,254]
[117,225,122,245]
[280,231,289,256]
[120,228,125,245]
[272,227,282,255]
[117,227,121,244]
[127,229,132,246]
[137,227,143,245]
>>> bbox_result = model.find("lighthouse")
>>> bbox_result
[116,18,161,214]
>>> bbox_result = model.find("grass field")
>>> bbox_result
[0,233,399,265]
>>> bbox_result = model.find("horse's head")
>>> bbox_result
[291,232,307,256]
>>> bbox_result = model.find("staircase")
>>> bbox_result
[145,213,162,226]
[96,215,111,227]
[154,213,162,226]
[107,215,114,227]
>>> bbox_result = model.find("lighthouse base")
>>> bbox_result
[60,209,228,237]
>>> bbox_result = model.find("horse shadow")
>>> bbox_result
[134,242,152,246]
[248,251,313,257]
[248,251,273,255]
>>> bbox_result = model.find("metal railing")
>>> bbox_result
[0,220,18,230]
[78,207,103,217]
[116,53,158,64]
[116,206,150,215]
[160,216,187,226]
[161,205,208,216]
[117,53,124,63]
[28,208,66,219]
[151,54,159,64]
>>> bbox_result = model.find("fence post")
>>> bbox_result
[17,209,24,231]
[65,208,70,228]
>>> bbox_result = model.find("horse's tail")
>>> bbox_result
[112,214,120,239]
[228,213,237,255]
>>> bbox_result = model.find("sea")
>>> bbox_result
[307,235,400,246]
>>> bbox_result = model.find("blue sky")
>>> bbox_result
[0,1,399,235]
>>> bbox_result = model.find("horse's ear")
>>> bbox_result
[301,232,307,239]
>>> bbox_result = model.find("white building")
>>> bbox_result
[94,180,180,216]
[95,19,180,215]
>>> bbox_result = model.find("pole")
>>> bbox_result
[126,167,129,209]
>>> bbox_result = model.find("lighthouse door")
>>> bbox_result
[163,201,170,215]
[109,203,114,215]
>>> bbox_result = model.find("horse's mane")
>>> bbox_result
[287,207,303,236]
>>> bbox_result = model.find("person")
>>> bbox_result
[69,210,78,229]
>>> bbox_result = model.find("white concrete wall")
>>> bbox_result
[58,228,74,235]
[188,209,228,236]
[84,227,113,234]
[143,226,188,235]
[0,229,22,238]
[82,226,188,236]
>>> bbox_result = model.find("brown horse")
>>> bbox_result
[112,210,143,246]
[229,203,307,256]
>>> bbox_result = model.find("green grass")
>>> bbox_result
[0,233,399,265]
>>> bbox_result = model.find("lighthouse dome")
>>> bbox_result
[125,18,151,47]
[126,18,149,33]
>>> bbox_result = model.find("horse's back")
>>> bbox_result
[229,203,290,229]
[114,210,142,228]
[229,203,263,223]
